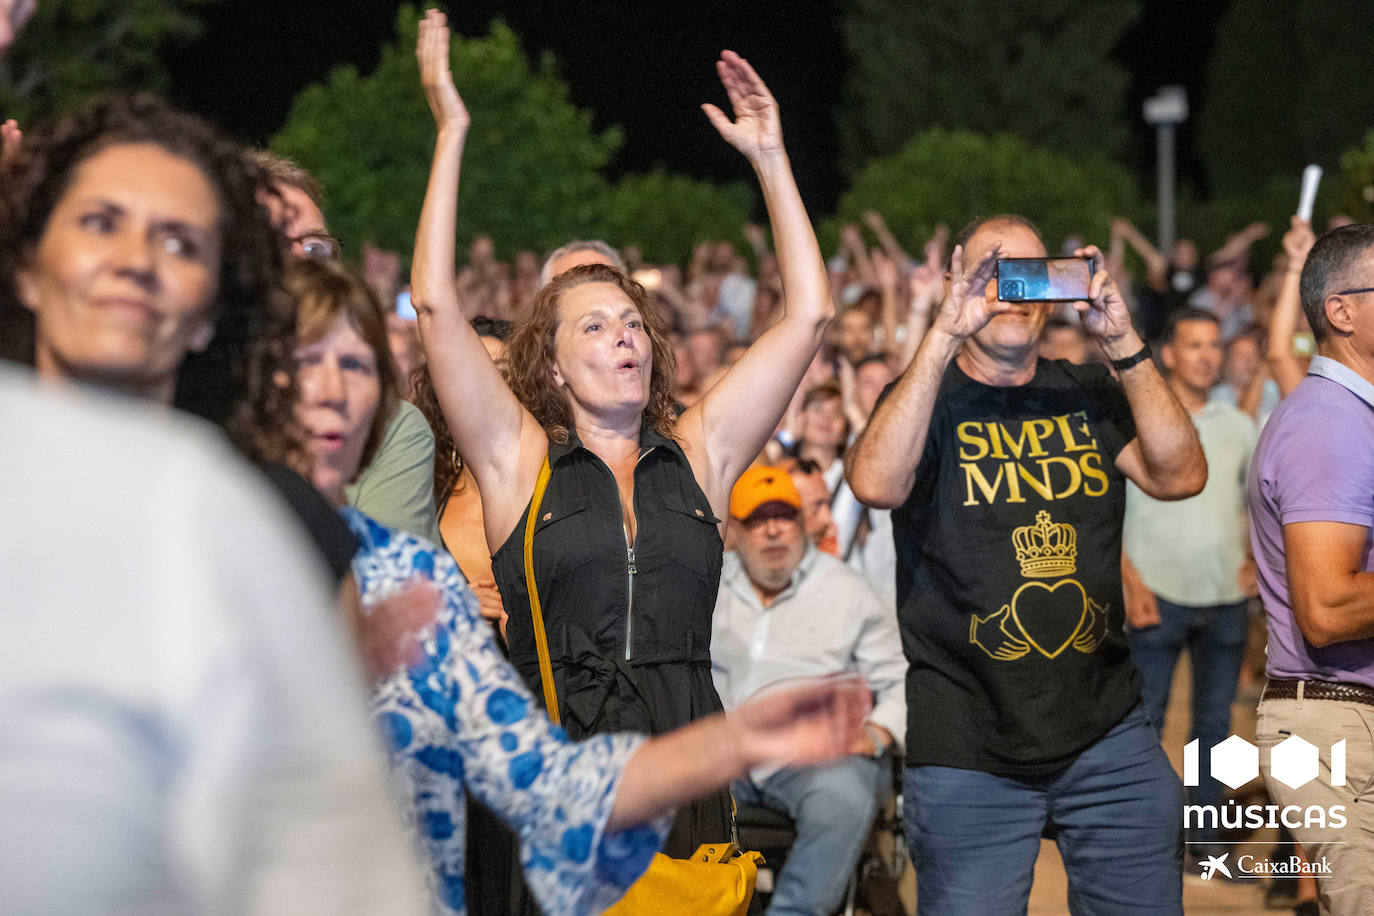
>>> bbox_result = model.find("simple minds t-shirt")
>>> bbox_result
[894,359,1142,776]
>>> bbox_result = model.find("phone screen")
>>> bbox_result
[997,257,1095,302]
[396,290,417,321]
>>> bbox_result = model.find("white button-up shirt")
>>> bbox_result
[711,545,908,779]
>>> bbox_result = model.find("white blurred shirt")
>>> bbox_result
[0,368,426,916]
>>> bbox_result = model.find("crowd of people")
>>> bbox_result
[4,4,1374,916]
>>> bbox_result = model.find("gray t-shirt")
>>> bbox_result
[1125,400,1257,606]
[345,399,442,544]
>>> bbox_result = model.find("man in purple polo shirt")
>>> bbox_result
[1249,223,1374,915]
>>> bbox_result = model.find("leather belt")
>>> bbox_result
[1263,678,1374,708]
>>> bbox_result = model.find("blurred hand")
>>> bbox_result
[470,579,509,640]
[909,262,941,311]
[1282,215,1316,270]
[861,210,887,234]
[1,118,20,165]
[930,242,1003,341]
[728,675,871,770]
[1123,573,1160,630]
[839,223,865,251]
[742,222,768,251]
[417,9,470,133]
[347,578,443,682]
[1072,244,1138,352]
[849,722,893,757]
[701,50,784,165]
[1238,558,1258,597]
[1244,221,1272,240]
[872,249,899,291]
[1111,217,1131,238]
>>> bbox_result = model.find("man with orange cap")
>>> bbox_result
[712,466,906,916]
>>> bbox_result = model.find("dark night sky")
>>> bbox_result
[165,1,1230,214]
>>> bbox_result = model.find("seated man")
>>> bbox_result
[712,466,907,916]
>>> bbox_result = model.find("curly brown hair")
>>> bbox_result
[0,93,302,469]
[285,257,399,477]
[411,316,513,504]
[505,263,678,445]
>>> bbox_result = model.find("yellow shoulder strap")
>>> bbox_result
[523,456,560,725]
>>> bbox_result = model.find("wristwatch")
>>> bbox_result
[1109,341,1152,372]
[862,723,889,759]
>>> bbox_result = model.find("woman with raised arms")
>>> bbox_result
[410,9,833,854]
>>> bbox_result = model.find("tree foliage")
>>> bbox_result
[272,6,750,265]
[1338,130,1374,224]
[599,169,752,265]
[833,128,1143,252]
[836,0,1140,173]
[0,0,215,124]
[273,6,619,259]
[1201,0,1374,196]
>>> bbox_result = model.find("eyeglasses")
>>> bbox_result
[1334,286,1374,296]
[291,233,342,261]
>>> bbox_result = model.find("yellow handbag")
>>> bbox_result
[522,457,762,915]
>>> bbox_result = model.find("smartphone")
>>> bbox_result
[395,290,417,321]
[997,257,1095,302]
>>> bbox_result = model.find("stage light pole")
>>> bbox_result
[1144,86,1188,253]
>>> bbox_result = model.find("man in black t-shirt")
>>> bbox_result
[846,215,1206,914]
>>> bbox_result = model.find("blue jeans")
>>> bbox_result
[1127,596,1247,847]
[904,705,1182,915]
[733,756,884,916]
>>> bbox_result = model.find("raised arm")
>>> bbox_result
[1072,244,1207,501]
[410,10,544,541]
[845,244,1002,508]
[680,51,832,511]
[610,676,869,830]
[1111,217,1169,292]
[1266,216,1315,397]
[862,209,917,272]
[1208,220,1270,267]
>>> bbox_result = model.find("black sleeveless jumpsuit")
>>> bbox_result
[491,427,732,856]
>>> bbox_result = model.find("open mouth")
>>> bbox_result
[616,358,639,371]
[311,430,346,451]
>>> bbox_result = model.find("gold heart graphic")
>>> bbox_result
[1009,579,1088,659]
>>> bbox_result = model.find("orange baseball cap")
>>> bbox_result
[730,465,803,521]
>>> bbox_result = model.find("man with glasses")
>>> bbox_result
[1250,223,1374,914]
[711,466,906,916]
[248,150,342,261]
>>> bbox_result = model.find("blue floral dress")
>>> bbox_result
[344,509,669,915]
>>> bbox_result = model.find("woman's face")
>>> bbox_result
[294,312,381,501]
[17,142,223,401]
[552,281,652,419]
[800,394,846,450]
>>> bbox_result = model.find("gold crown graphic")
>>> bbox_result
[1012,510,1077,578]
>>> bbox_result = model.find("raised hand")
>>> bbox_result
[701,50,784,165]
[930,242,1003,341]
[417,9,469,133]
[872,249,900,292]
[969,605,1030,661]
[1282,215,1316,269]
[1071,244,1138,352]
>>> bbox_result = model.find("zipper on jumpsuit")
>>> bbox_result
[623,447,652,661]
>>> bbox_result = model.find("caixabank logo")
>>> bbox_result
[1183,735,1344,879]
